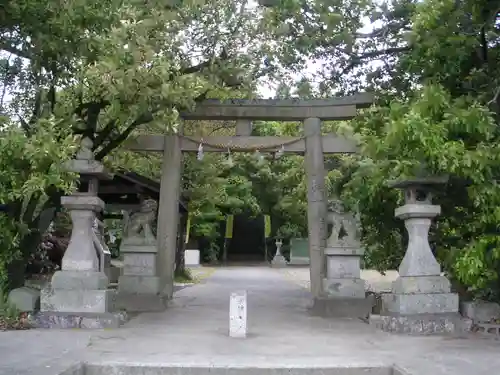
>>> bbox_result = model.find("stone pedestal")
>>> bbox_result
[313,201,371,318]
[38,195,125,329]
[323,246,365,298]
[117,200,167,312]
[369,177,461,334]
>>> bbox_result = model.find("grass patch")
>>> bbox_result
[174,268,194,283]
[174,267,216,284]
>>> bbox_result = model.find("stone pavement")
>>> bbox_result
[1,267,500,375]
[283,267,400,292]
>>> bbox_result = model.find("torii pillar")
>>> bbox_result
[304,118,327,299]
[157,126,183,300]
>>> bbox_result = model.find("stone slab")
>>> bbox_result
[385,292,459,315]
[64,159,111,179]
[61,194,105,211]
[391,275,451,294]
[120,244,157,254]
[115,292,168,312]
[326,256,361,279]
[325,247,364,256]
[32,311,127,329]
[185,249,201,267]
[41,287,116,314]
[394,204,441,220]
[369,313,471,335]
[461,300,500,322]
[118,275,161,294]
[323,278,366,298]
[122,253,156,276]
[310,296,373,318]
[288,257,310,266]
[51,270,109,290]
[77,364,398,375]
[8,286,40,312]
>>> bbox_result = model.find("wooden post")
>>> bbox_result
[157,127,183,299]
[303,117,327,298]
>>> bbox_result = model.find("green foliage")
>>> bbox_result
[334,84,500,299]
[0,118,78,287]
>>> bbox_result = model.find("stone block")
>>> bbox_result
[310,296,373,318]
[185,249,200,267]
[32,311,127,329]
[385,292,459,315]
[118,275,161,294]
[325,246,364,256]
[461,300,500,322]
[8,287,40,312]
[326,256,361,279]
[323,278,365,298]
[120,244,157,254]
[369,313,469,335]
[391,275,450,294]
[61,194,104,211]
[64,159,110,178]
[122,253,156,276]
[51,270,109,290]
[41,287,116,314]
[287,256,310,266]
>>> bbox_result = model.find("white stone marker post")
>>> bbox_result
[271,238,287,267]
[229,291,247,338]
[370,177,461,334]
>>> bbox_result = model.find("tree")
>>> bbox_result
[0,116,77,290]
[2,0,329,288]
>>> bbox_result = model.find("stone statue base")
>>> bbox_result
[271,254,287,268]
[117,243,166,312]
[39,271,126,329]
[317,246,370,317]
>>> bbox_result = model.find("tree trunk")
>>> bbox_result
[5,230,43,291]
[174,213,188,276]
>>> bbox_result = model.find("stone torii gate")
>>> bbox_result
[126,94,373,301]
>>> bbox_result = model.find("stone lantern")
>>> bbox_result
[37,138,125,329]
[271,238,287,268]
[371,176,462,334]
